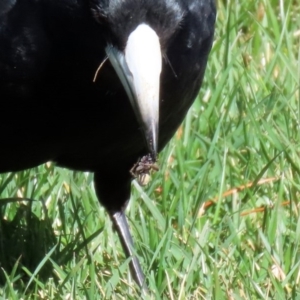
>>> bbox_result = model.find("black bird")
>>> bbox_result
[0,0,216,290]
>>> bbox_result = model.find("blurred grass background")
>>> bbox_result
[1,0,300,298]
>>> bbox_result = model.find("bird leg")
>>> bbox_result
[111,210,148,292]
[93,171,148,292]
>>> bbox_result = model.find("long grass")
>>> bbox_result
[1,0,300,298]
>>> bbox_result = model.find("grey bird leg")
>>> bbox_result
[111,211,148,292]
[94,170,148,292]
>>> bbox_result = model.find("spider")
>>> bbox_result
[130,154,159,186]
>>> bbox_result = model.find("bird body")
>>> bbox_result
[0,0,216,289]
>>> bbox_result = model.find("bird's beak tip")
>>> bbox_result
[145,120,158,160]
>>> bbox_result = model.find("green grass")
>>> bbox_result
[1,0,300,298]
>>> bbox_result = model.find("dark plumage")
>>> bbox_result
[0,0,216,290]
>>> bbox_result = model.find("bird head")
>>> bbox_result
[91,0,184,160]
